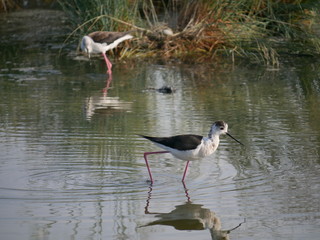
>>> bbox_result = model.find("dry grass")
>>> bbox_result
[59,0,320,66]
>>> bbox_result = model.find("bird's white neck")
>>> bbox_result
[205,134,220,145]
[195,135,220,159]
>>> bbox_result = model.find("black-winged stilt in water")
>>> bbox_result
[141,121,243,183]
[81,31,133,74]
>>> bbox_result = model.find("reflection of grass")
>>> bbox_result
[58,0,320,66]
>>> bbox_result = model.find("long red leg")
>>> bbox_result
[143,151,169,183]
[182,161,190,183]
[102,52,112,75]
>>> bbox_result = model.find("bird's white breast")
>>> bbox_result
[166,137,219,161]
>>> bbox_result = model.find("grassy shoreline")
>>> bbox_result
[58,0,320,66]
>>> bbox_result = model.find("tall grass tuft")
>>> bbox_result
[58,0,140,32]
[59,0,320,65]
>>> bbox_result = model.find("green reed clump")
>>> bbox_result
[58,0,139,32]
[59,0,320,66]
[223,0,320,60]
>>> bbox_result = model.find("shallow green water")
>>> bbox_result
[1,9,320,240]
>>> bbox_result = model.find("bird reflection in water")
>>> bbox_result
[142,184,245,240]
[85,74,132,120]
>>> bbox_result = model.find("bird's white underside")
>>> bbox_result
[81,34,133,55]
[152,137,219,161]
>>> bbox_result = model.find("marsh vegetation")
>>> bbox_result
[3,0,320,65]
[56,0,320,65]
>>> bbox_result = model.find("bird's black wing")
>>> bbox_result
[89,31,132,44]
[141,135,203,151]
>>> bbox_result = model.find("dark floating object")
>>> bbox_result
[157,86,175,94]
[146,86,175,94]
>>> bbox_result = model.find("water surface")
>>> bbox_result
[1,9,320,240]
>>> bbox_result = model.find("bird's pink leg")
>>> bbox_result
[143,151,169,183]
[102,52,112,75]
[181,161,190,183]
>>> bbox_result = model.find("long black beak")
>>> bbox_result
[226,132,244,146]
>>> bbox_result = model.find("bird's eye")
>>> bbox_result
[220,127,224,130]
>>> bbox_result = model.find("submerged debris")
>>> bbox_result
[157,86,175,94]
[146,86,175,94]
